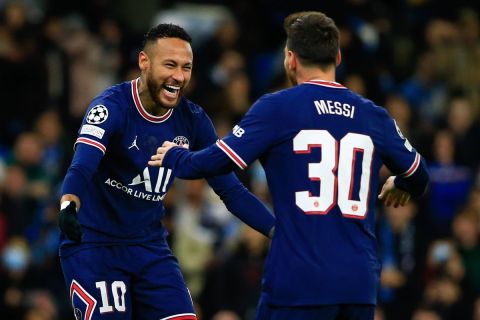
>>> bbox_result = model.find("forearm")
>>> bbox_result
[207,175,275,237]
[61,144,103,205]
[61,165,91,203]
[163,145,237,179]
[164,145,275,235]
[394,158,429,198]
[225,187,275,237]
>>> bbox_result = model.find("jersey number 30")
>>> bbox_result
[293,130,374,219]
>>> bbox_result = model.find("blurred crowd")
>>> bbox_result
[0,0,479,319]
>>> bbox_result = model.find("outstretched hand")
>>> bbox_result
[148,141,188,167]
[378,176,411,208]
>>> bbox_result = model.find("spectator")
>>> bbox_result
[452,211,480,293]
[428,129,472,237]
[446,95,480,171]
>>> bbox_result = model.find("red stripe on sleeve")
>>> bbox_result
[76,137,106,154]
[216,140,247,169]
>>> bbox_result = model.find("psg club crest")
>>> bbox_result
[173,136,189,147]
[87,105,109,124]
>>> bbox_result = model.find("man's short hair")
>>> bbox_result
[284,11,339,66]
[142,23,192,49]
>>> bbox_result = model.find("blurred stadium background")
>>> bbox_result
[0,0,479,319]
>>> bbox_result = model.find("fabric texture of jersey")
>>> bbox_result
[60,78,238,252]
[215,80,423,306]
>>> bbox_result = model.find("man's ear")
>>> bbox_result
[139,51,149,71]
[287,50,297,71]
[336,50,342,67]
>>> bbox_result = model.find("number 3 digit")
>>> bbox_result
[293,130,374,219]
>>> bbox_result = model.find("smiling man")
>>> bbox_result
[57,24,275,320]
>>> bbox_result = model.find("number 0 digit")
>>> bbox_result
[293,130,374,219]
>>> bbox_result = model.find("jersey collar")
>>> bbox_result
[131,78,174,123]
[304,79,347,89]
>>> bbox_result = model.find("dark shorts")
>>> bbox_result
[60,242,196,320]
[255,295,374,320]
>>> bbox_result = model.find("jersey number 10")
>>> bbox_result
[294,130,374,219]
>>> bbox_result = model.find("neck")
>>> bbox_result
[295,65,336,84]
[137,76,170,116]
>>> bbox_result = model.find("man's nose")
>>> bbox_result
[171,68,185,82]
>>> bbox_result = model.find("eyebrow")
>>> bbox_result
[163,59,192,66]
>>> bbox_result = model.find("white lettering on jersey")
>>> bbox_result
[80,124,105,139]
[129,167,152,191]
[233,125,245,137]
[313,100,355,119]
[104,167,172,202]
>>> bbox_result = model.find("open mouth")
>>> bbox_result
[162,84,181,99]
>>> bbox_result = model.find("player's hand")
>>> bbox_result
[378,176,411,208]
[148,141,188,167]
[58,201,82,243]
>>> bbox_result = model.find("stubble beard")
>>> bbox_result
[146,73,166,108]
[145,70,181,110]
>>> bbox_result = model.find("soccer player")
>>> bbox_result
[149,12,429,320]
[58,24,275,320]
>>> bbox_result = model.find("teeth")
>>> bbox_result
[165,85,180,92]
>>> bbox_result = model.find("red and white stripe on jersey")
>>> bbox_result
[304,80,347,89]
[131,78,173,123]
[399,152,420,178]
[70,280,97,320]
[160,313,197,320]
[75,137,106,155]
[216,140,247,170]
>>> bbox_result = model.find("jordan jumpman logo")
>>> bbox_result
[128,135,139,150]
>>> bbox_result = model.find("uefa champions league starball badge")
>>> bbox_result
[87,105,109,124]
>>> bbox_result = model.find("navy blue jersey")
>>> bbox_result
[162,80,428,306]
[61,78,274,250]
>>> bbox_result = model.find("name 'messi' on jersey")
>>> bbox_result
[313,99,355,119]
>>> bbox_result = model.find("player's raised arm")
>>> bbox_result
[149,144,275,237]
[150,108,276,237]
[149,141,235,178]
[150,95,278,179]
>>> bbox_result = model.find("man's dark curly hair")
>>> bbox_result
[142,23,192,49]
[284,11,339,66]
